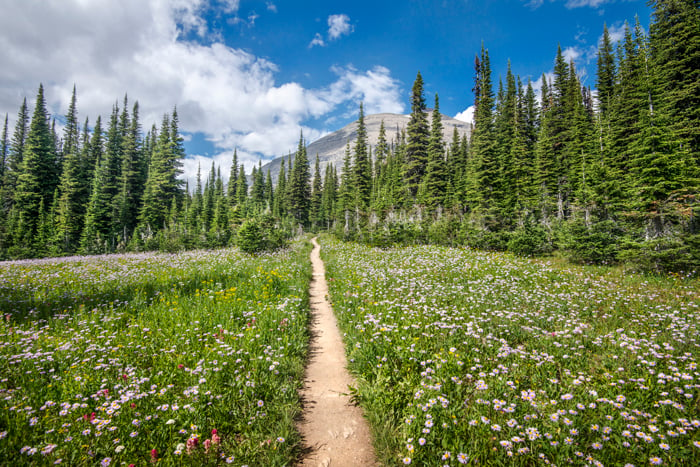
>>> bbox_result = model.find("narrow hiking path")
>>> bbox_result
[297,237,377,467]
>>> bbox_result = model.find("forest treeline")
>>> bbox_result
[0,0,697,272]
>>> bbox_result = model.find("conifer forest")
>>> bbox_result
[0,0,698,273]
[1,2,700,466]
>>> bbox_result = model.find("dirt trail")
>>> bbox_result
[297,237,377,467]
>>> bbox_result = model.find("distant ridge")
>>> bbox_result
[261,112,472,183]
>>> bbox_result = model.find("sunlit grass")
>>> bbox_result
[321,236,700,466]
[0,240,312,466]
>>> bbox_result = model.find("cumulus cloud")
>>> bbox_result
[0,1,402,186]
[323,66,404,115]
[454,106,475,125]
[327,14,353,40]
[266,2,277,13]
[310,13,353,47]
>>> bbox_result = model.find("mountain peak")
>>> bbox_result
[261,112,472,182]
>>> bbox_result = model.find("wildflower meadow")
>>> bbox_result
[321,237,700,466]
[0,241,311,466]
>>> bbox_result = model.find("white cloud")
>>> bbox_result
[564,0,608,8]
[266,2,277,13]
[323,66,404,115]
[524,0,610,9]
[605,23,626,44]
[562,46,582,63]
[327,14,353,40]
[310,14,353,48]
[454,106,475,125]
[220,0,240,14]
[309,33,326,48]
[0,1,403,187]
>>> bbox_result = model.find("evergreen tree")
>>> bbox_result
[321,163,337,229]
[212,167,229,242]
[470,46,499,225]
[608,22,644,199]
[287,133,311,225]
[424,93,447,207]
[56,87,85,252]
[353,103,372,211]
[82,105,122,252]
[0,114,8,191]
[535,74,558,221]
[310,154,323,228]
[494,64,518,222]
[649,0,700,164]
[337,142,354,217]
[251,161,265,208]
[236,165,248,208]
[14,84,56,244]
[5,99,29,203]
[403,72,430,197]
[115,101,144,243]
[167,108,185,204]
[190,163,203,231]
[273,159,286,218]
[265,169,274,210]
[596,23,617,117]
[138,111,184,233]
[228,149,239,206]
[202,162,216,230]
[374,120,389,181]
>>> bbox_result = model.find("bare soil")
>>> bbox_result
[296,238,377,466]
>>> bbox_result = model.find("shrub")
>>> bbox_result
[237,218,266,253]
[562,219,623,265]
[237,216,290,254]
[508,221,550,257]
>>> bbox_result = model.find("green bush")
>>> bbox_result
[236,216,290,253]
[237,218,266,253]
[563,219,623,265]
[507,220,551,256]
[619,233,700,275]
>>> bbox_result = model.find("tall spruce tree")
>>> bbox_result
[115,101,144,243]
[424,93,447,207]
[649,0,700,164]
[321,163,337,229]
[0,115,8,192]
[139,112,183,233]
[273,159,286,217]
[310,154,323,228]
[4,99,29,205]
[470,46,498,225]
[228,149,239,206]
[56,87,84,252]
[353,103,371,211]
[287,133,311,225]
[14,85,55,245]
[82,105,122,252]
[596,24,617,117]
[404,72,430,197]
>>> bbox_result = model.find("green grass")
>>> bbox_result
[320,236,700,466]
[0,240,312,466]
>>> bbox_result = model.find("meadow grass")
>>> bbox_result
[320,236,700,466]
[0,240,312,466]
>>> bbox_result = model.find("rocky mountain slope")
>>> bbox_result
[261,112,472,182]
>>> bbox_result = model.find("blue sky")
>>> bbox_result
[0,0,650,184]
